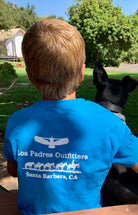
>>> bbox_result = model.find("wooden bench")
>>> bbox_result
[0,192,138,215]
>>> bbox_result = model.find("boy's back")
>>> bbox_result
[4,98,138,214]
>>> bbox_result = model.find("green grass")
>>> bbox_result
[0,64,138,143]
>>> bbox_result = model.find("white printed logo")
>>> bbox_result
[23,160,82,174]
[34,136,69,149]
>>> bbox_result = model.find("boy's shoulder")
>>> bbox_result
[7,98,126,129]
[7,102,37,125]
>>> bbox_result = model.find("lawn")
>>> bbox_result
[0,63,138,143]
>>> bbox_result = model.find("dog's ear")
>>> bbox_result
[122,75,138,92]
[93,61,108,87]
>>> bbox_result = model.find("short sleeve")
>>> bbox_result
[3,140,17,163]
[113,130,138,168]
[3,115,17,163]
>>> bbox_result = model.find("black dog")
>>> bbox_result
[93,61,138,206]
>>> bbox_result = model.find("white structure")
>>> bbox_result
[0,28,25,57]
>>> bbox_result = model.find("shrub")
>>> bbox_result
[0,62,18,87]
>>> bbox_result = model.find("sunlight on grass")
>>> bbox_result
[0,115,10,117]
[16,67,30,83]
[1,101,14,105]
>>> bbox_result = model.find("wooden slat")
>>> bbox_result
[0,192,138,215]
[0,192,21,215]
[0,56,19,62]
[47,205,138,215]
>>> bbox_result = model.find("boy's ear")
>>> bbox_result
[79,64,85,83]
[27,73,32,82]
[27,73,35,85]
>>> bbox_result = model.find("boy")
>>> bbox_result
[3,19,138,215]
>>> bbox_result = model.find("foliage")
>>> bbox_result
[121,43,138,64]
[0,1,65,31]
[0,1,39,31]
[68,0,137,67]
[0,62,17,87]
[131,12,138,41]
[38,14,65,23]
[121,10,138,64]
[12,3,39,31]
[0,0,15,29]
[46,14,64,20]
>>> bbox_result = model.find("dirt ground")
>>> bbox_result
[0,63,138,192]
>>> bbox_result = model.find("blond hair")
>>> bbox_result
[22,18,85,100]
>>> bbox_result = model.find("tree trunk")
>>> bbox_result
[95,49,100,62]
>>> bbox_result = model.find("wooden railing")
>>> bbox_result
[0,56,19,62]
[0,192,138,215]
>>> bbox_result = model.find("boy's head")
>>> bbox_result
[22,18,85,100]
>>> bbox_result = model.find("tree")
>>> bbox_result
[12,3,39,30]
[131,10,138,42]
[67,0,136,66]
[135,9,138,16]
[0,1,39,31]
[0,0,15,29]
[46,14,64,20]
[121,11,138,64]
[0,1,64,31]
[121,44,138,64]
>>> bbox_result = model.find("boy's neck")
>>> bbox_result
[43,91,76,101]
[62,91,76,100]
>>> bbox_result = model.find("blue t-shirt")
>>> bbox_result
[4,99,138,215]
